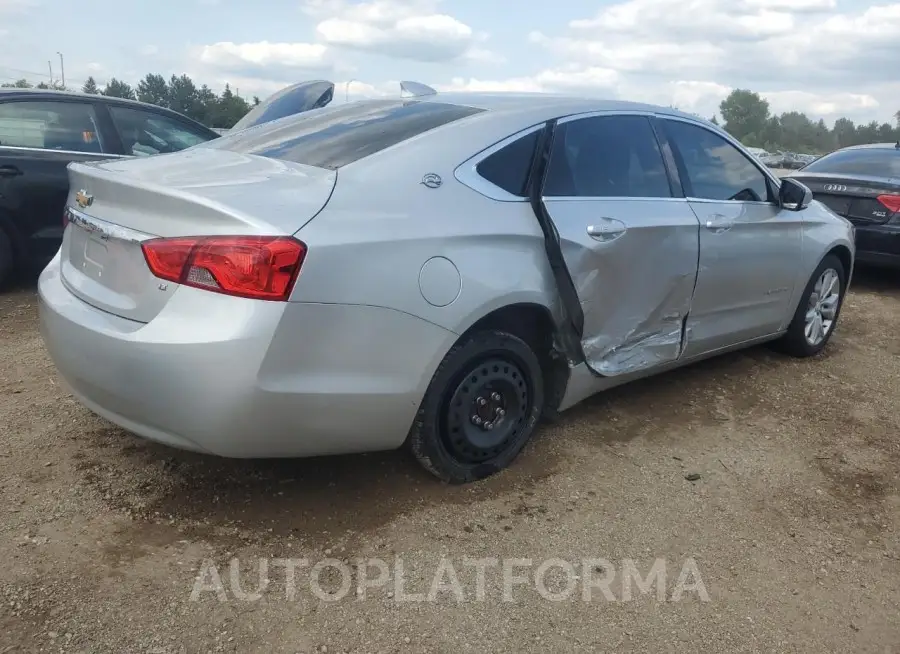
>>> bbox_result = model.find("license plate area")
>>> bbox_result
[83,235,108,272]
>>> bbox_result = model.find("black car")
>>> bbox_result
[787,142,900,268]
[0,81,337,286]
[0,89,220,286]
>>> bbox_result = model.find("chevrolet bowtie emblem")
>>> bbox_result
[75,190,93,208]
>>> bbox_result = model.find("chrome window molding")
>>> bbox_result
[454,123,545,202]
[542,195,690,203]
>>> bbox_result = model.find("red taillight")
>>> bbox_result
[141,235,306,301]
[876,194,900,213]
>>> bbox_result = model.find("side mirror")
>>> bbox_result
[779,177,813,211]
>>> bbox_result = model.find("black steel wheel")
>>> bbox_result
[408,330,545,484]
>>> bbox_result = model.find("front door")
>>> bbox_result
[659,117,803,357]
[0,98,116,264]
[540,113,701,376]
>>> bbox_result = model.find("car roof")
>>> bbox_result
[418,91,704,122]
[834,142,900,152]
[0,88,216,132]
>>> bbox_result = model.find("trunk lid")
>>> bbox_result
[61,148,336,323]
[788,172,900,224]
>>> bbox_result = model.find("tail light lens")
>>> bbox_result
[876,194,900,213]
[141,235,306,301]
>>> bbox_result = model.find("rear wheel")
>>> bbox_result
[0,229,13,290]
[408,330,544,484]
[777,254,846,357]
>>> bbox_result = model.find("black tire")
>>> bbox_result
[776,253,846,357]
[0,229,13,290]
[408,330,545,484]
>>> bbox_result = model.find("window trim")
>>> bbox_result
[543,110,680,201]
[0,97,112,155]
[455,110,695,203]
[454,123,546,202]
[659,114,781,206]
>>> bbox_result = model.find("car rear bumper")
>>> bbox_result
[854,223,900,268]
[39,256,456,458]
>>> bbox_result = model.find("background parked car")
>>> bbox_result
[786,142,900,268]
[0,89,218,286]
[0,81,341,287]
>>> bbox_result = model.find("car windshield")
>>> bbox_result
[801,147,900,177]
[201,99,484,169]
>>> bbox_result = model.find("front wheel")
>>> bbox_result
[777,254,846,357]
[407,330,545,484]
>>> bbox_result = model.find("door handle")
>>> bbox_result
[0,165,23,178]
[704,213,733,233]
[587,218,626,242]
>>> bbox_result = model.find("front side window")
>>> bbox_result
[108,106,213,157]
[800,148,900,177]
[202,99,485,170]
[544,114,672,198]
[664,120,771,203]
[0,100,105,153]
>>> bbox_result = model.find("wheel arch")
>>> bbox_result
[455,301,569,415]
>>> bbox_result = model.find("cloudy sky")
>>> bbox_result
[1,0,899,125]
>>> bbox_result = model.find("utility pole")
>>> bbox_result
[47,61,53,85]
[57,52,65,88]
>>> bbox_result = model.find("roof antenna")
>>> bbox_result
[400,81,437,98]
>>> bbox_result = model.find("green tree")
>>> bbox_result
[213,84,251,128]
[137,73,169,106]
[103,78,136,99]
[192,85,219,125]
[167,74,199,119]
[0,78,33,88]
[82,77,100,94]
[719,89,771,145]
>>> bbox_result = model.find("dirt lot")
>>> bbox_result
[1,268,899,654]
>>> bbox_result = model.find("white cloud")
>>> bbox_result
[305,0,501,63]
[463,0,900,124]
[199,41,330,70]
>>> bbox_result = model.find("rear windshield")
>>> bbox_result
[801,147,900,177]
[202,99,484,170]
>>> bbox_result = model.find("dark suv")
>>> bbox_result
[0,89,219,286]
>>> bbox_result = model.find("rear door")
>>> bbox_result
[659,117,803,356]
[0,97,119,264]
[540,112,700,376]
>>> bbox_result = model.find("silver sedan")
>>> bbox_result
[38,92,855,483]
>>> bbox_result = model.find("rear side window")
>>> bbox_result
[544,114,672,198]
[204,99,485,170]
[108,106,214,156]
[0,100,105,153]
[801,148,900,177]
[476,129,540,196]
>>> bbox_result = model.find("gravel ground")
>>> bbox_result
[1,267,899,654]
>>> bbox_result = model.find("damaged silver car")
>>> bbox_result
[39,92,855,484]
